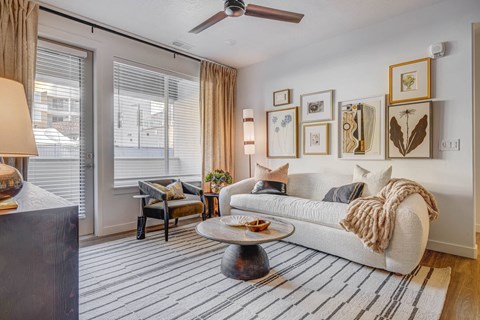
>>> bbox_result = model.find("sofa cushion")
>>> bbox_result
[230,194,348,229]
[286,172,352,201]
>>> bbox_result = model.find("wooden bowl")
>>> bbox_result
[245,219,271,232]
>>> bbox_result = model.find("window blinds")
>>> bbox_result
[28,46,87,215]
[113,61,201,187]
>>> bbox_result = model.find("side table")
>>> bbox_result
[204,193,220,218]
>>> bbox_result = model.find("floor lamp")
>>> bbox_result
[243,109,255,177]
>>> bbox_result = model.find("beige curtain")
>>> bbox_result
[200,60,237,183]
[0,0,38,179]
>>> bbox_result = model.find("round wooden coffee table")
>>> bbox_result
[196,216,295,280]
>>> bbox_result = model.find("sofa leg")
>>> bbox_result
[136,216,146,240]
[175,218,178,226]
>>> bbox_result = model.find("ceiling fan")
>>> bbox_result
[189,0,304,34]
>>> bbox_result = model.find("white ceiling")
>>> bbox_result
[38,0,444,68]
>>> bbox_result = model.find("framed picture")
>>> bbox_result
[267,107,298,158]
[300,90,334,122]
[389,58,431,104]
[387,101,432,159]
[338,95,386,160]
[303,123,329,155]
[273,89,291,106]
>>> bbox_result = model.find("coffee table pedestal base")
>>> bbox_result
[221,244,269,280]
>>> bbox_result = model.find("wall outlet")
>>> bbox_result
[439,139,460,151]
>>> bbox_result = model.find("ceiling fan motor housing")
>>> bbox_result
[224,0,246,17]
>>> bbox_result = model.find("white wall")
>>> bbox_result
[38,11,200,236]
[236,0,480,258]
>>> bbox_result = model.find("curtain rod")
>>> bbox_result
[39,5,203,63]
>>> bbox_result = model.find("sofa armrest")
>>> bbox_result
[219,178,256,216]
[385,193,430,274]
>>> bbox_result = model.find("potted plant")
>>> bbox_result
[205,169,233,194]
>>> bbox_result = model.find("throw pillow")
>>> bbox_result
[254,163,289,184]
[322,182,365,204]
[252,163,289,195]
[251,180,287,195]
[352,165,392,196]
[148,181,186,204]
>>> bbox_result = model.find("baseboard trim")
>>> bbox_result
[427,239,478,259]
[99,215,200,237]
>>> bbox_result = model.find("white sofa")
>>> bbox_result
[219,172,430,274]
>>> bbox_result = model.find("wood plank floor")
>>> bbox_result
[420,233,480,320]
[81,221,480,319]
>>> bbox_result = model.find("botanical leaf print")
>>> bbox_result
[389,117,406,156]
[389,114,428,156]
[406,115,428,153]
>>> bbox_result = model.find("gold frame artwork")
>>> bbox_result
[273,89,291,106]
[303,123,330,155]
[266,107,299,158]
[389,58,431,105]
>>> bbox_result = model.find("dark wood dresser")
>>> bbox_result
[0,182,79,320]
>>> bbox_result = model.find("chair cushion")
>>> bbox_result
[230,194,348,229]
[145,199,204,218]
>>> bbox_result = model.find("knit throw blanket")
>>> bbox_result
[339,179,439,253]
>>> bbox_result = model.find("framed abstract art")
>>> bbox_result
[267,107,298,158]
[338,95,386,160]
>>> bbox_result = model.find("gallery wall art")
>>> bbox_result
[267,107,298,158]
[303,123,329,155]
[389,58,431,104]
[300,90,334,122]
[273,89,291,106]
[388,101,432,159]
[338,95,386,160]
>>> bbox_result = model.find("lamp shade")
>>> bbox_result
[0,78,38,157]
[243,109,255,155]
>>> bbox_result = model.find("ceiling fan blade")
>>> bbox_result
[189,11,227,34]
[245,4,304,23]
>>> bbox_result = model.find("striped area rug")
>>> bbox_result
[79,223,451,320]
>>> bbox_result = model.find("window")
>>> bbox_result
[113,61,201,187]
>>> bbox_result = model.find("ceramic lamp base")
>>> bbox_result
[0,163,23,200]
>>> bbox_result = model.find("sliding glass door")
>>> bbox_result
[28,40,94,236]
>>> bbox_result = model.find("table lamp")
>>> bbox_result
[242,109,255,177]
[0,78,38,200]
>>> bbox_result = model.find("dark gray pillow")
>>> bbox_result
[251,180,287,195]
[323,182,365,204]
